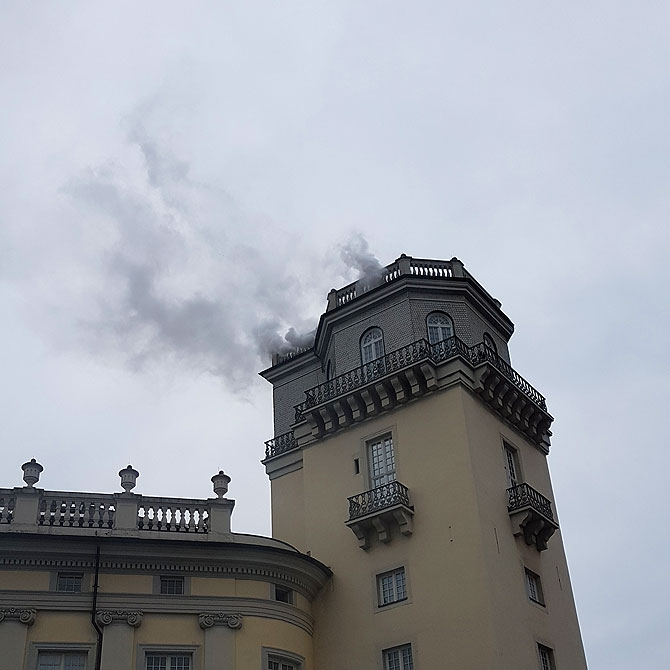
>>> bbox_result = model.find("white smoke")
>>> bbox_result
[339,234,385,290]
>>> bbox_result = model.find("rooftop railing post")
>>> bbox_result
[114,465,140,532]
[326,288,338,311]
[208,470,234,540]
[10,459,44,528]
[450,257,465,277]
[396,254,412,276]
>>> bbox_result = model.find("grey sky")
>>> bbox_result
[1,3,669,667]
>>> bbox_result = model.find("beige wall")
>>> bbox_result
[272,385,587,669]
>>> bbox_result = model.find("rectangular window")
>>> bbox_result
[538,645,555,670]
[268,658,297,670]
[56,573,83,593]
[274,585,294,604]
[369,434,396,488]
[526,569,545,605]
[377,567,407,606]
[38,652,87,670]
[159,576,184,595]
[383,644,413,670]
[146,655,191,670]
[504,443,520,487]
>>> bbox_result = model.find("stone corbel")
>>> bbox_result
[198,613,243,630]
[0,608,36,626]
[96,610,143,627]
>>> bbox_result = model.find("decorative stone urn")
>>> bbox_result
[211,470,231,498]
[118,465,139,493]
[21,459,43,488]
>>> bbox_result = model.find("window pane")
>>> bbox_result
[64,655,87,670]
[160,577,184,595]
[146,656,167,670]
[385,650,401,670]
[369,436,396,487]
[57,573,83,592]
[402,646,414,670]
[395,569,407,600]
[38,654,62,670]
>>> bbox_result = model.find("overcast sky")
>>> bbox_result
[1,3,669,667]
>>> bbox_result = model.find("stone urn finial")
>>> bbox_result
[119,465,139,493]
[21,458,43,488]
[211,470,231,498]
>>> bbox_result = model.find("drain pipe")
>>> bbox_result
[91,544,103,670]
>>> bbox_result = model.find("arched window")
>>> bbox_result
[483,332,497,354]
[360,327,384,365]
[326,360,333,380]
[426,312,454,345]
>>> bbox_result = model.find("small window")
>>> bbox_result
[360,327,384,365]
[159,576,184,595]
[368,434,396,488]
[353,458,360,474]
[525,569,545,605]
[483,332,497,354]
[377,567,407,606]
[146,654,191,670]
[326,360,332,380]
[538,644,555,670]
[274,585,294,604]
[504,443,520,488]
[38,651,87,670]
[383,644,414,670]
[268,656,299,670]
[426,311,454,344]
[56,573,83,593]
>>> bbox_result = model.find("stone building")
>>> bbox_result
[0,254,587,669]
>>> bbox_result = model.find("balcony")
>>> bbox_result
[0,460,235,542]
[507,483,559,551]
[264,431,298,460]
[291,336,553,453]
[345,481,414,550]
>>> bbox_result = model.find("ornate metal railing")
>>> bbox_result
[38,494,116,528]
[470,343,547,410]
[348,481,411,521]
[274,345,313,366]
[294,336,546,422]
[507,483,555,521]
[265,431,297,459]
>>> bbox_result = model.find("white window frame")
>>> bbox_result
[56,572,84,593]
[377,567,408,607]
[368,434,396,488]
[273,584,294,605]
[145,652,192,670]
[426,312,454,345]
[382,643,414,670]
[504,442,521,488]
[30,645,93,670]
[37,650,88,670]
[360,327,385,365]
[525,568,545,606]
[262,647,304,670]
[159,575,185,595]
[537,644,555,670]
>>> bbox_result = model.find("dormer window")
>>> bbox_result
[360,328,384,365]
[426,312,454,344]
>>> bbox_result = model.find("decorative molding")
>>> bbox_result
[0,607,36,625]
[198,612,243,630]
[95,610,143,627]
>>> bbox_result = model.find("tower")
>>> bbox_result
[261,254,587,669]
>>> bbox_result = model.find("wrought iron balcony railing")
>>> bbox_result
[264,431,297,460]
[294,336,547,423]
[507,483,555,522]
[348,480,411,521]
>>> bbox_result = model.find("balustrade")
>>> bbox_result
[137,497,209,533]
[264,431,297,459]
[348,481,411,521]
[507,483,555,521]
[0,494,14,524]
[38,494,115,528]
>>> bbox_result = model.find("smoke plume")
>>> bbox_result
[339,234,385,290]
